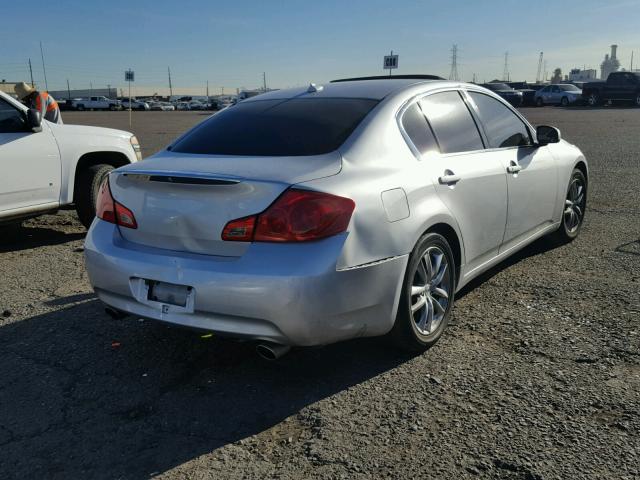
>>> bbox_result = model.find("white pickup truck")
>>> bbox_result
[72,96,122,111]
[0,91,141,228]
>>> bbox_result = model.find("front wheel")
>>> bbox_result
[75,164,115,229]
[549,168,587,244]
[536,97,544,107]
[635,93,640,107]
[390,233,456,352]
[561,96,569,107]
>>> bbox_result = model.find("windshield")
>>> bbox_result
[559,85,581,92]
[485,83,511,91]
[171,98,379,156]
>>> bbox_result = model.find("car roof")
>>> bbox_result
[242,78,447,102]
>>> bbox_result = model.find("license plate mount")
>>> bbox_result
[146,280,192,307]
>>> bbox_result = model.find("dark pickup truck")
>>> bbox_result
[582,71,640,106]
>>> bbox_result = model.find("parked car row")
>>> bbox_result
[481,71,640,108]
[57,97,233,112]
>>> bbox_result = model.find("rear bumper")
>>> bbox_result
[84,220,407,346]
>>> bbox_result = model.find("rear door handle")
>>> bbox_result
[438,173,461,185]
[507,162,522,174]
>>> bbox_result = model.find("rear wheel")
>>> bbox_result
[75,164,115,229]
[635,93,640,107]
[536,97,544,107]
[587,93,600,107]
[390,233,456,352]
[549,168,587,244]
[77,104,85,111]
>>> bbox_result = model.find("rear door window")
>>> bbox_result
[171,98,379,156]
[468,92,532,148]
[419,91,484,154]
[400,103,439,156]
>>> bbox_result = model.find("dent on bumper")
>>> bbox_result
[84,220,408,346]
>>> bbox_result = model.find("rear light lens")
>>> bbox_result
[221,215,255,241]
[96,177,138,229]
[221,189,355,242]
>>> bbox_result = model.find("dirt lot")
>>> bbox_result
[0,108,638,479]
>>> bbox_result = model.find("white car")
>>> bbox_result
[0,91,141,228]
[175,102,191,111]
[72,96,121,111]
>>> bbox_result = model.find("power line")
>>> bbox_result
[536,52,544,83]
[503,51,509,82]
[40,41,49,91]
[449,45,459,81]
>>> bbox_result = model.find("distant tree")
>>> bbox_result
[550,68,563,83]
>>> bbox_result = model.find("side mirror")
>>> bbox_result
[26,108,42,132]
[536,125,561,146]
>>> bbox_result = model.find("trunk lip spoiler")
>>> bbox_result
[119,169,242,185]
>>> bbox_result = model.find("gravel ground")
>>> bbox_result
[0,108,638,479]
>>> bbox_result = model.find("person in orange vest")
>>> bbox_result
[14,82,63,124]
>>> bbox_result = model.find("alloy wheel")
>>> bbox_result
[588,94,598,106]
[635,94,640,107]
[564,177,586,233]
[410,246,452,335]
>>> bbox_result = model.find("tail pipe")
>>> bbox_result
[256,342,291,360]
[105,307,129,320]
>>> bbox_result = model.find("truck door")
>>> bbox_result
[0,98,61,216]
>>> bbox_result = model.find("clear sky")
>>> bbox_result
[2,0,639,95]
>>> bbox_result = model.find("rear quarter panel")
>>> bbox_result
[297,94,465,271]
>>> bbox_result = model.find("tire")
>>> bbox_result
[75,164,115,229]
[587,93,600,107]
[561,96,569,107]
[77,104,85,111]
[635,93,640,107]
[536,97,544,107]
[109,104,117,111]
[390,233,456,352]
[548,168,587,245]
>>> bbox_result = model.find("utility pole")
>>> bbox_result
[90,81,93,95]
[206,80,209,98]
[503,52,509,82]
[536,52,544,83]
[167,67,173,98]
[107,84,111,98]
[449,45,459,81]
[28,58,35,87]
[543,60,548,82]
[39,41,49,91]
[472,73,477,83]
[631,51,634,71]
[263,72,267,92]
[66,79,71,100]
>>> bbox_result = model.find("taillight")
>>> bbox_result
[221,189,355,242]
[95,177,138,229]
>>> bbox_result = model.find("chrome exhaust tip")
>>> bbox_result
[256,342,291,360]
[105,307,129,320]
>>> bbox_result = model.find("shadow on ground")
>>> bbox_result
[0,299,410,479]
[0,223,84,253]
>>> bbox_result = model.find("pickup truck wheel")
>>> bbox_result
[75,164,115,229]
[587,93,600,107]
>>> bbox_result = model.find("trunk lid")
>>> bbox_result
[109,151,342,256]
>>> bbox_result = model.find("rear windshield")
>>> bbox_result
[170,98,379,156]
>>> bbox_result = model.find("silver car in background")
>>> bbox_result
[535,84,583,106]
[84,76,588,357]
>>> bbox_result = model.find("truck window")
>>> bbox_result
[0,99,27,133]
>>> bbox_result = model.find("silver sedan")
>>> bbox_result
[84,77,588,357]
[535,84,583,106]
